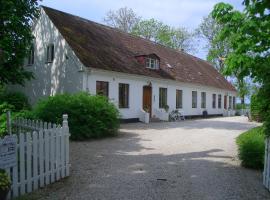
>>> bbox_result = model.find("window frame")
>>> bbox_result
[218,94,222,109]
[159,87,167,108]
[118,83,129,108]
[201,92,206,109]
[192,91,197,108]
[46,44,54,63]
[176,89,183,109]
[212,94,216,108]
[146,57,159,69]
[96,81,109,97]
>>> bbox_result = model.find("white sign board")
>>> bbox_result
[0,135,17,169]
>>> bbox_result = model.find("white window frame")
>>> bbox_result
[146,57,159,69]
[46,44,54,63]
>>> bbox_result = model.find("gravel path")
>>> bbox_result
[26,116,270,200]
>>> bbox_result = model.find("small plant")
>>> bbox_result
[0,170,11,200]
[143,106,150,113]
[164,105,169,112]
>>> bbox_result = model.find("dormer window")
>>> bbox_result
[146,57,159,69]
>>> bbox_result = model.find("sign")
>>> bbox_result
[0,135,17,169]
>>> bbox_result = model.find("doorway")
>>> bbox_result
[143,86,152,117]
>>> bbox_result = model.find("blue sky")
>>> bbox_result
[41,0,244,59]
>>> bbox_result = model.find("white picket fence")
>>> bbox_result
[263,137,270,191]
[3,114,70,199]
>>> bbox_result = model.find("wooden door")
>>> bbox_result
[143,86,152,117]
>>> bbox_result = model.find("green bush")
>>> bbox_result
[0,103,14,137]
[32,92,120,140]
[236,126,265,169]
[250,94,266,122]
[0,91,30,111]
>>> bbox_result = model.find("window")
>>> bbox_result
[212,94,216,108]
[224,95,227,109]
[176,90,183,109]
[46,44,54,63]
[96,81,109,97]
[233,96,236,110]
[146,57,159,69]
[159,88,167,108]
[192,91,197,108]
[229,96,232,109]
[201,92,206,108]
[218,94,222,109]
[27,45,34,65]
[119,83,129,108]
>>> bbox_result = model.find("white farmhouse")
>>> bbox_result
[15,6,237,122]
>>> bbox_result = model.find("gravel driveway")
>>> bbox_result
[26,116,270,200]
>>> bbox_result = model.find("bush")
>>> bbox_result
[250,94,266,122]
[0,91,30,111]
[32,92,120,140]
[0,103,14,137]
[236,126,265,169]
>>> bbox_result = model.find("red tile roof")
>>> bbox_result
[43,6,236,91]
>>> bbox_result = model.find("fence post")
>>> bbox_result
[6,110,11,135]
[62,114,70,176]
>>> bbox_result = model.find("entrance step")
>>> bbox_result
[150,117,161,122]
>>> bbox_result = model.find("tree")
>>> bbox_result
[132,19,195,53]
[0,0,40,86]
[197,14,251,106]
[196,14,230,73]
[212,0,270,136]
[104,7,141,33]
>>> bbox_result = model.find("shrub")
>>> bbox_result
[236,126,265,169]
[250,94,265,122]
[0,103,15,137]
[32,92,120,140]
[0,91,30,111]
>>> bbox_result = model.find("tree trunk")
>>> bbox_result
[241,96,245,109]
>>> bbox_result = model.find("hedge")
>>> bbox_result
[236,126,265,169]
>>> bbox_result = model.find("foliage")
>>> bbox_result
[196,14,250,104]
[0,103,14,137]
[0,170,11,191]
[236,103,249,110]
[0,0,41,86]
[212,1,270,136]
[104,7,141,33]
[132,19,195,53]
[236,126,265,169]
[196,14,230,73]
[32,92,120,140]
[0,90,30,111]
[250,93,266,122]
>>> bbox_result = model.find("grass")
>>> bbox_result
[236,126,265,169]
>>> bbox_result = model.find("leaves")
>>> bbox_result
[212,1,270,136]
[132,19,195,53]
[0,0,40,86]
[104,7,141,33]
